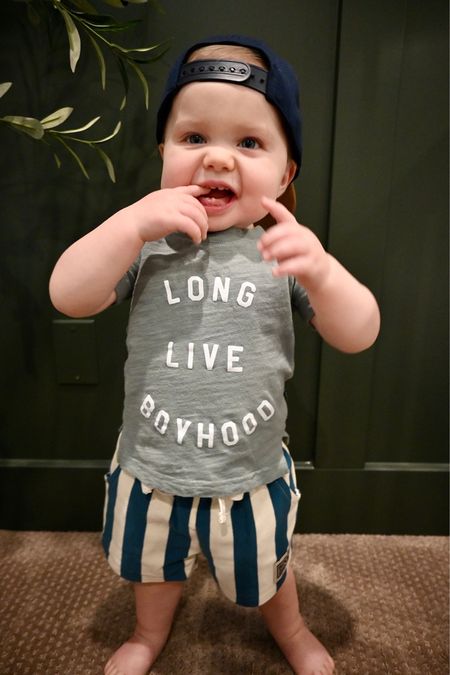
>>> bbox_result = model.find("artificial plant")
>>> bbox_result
[0,0,166,181]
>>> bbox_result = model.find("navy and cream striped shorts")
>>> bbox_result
[102,446,300,607]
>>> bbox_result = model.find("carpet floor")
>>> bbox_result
[0,531,448,675]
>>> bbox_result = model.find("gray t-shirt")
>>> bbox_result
[116,226,313,497]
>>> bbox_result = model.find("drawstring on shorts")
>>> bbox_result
[140,482,243,526]
[218,497,228,524]
[216,494,243,524]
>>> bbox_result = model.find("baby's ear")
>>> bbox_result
[256,184,297,230]
[279,159,297,194]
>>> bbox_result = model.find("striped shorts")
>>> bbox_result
[102,446,300,607]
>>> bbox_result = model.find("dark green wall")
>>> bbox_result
[0,0,448,534]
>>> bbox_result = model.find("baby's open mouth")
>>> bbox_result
[198,186,235,207]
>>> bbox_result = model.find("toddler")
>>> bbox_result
[50,34,380,675]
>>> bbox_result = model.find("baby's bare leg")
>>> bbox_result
[104,580,184,675]
[259,565,334,675]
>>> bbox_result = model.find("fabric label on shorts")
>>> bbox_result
[274,548,290,583]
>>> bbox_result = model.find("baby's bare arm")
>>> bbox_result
[49,208,143,317]
[49,185,208,318]
[304,255,380,353]
[258,197,380,353]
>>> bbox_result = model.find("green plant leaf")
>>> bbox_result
[60,9,82,72]
[88,121,121,144]
[129,41,170,64]
[87,33,106,89]
[40,107,73,129]
[78,13,121,24]
[116,56,129,109]
[56,120,121,145]
[129,53,168,64]
[110,42,161,54]
[1,115,44,139]
[128,60,149,109]
[80,16,140,32]
[0,82,12,99]
[56,115,101,134]
[53,152,62,169]
[132,41,171,63]
[56,136,90,179]
[94,145,116,182]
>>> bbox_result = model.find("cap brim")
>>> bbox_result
[256,183,297,230]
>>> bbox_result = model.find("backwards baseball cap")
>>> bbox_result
[156,34,303,180]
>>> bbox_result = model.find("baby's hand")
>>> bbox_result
[130,185,209,245]
[257,196,330,292]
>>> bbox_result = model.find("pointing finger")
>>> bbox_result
[261,195,295,224]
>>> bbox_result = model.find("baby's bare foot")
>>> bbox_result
[278,619,335,675]
[104,636,154,675]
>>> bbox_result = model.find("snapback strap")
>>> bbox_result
[177,60,268,94]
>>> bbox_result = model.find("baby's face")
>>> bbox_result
[159,81,296,232]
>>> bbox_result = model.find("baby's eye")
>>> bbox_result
[239,137,260,150]
[185,134,205,144]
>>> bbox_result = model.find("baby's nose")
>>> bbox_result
[202,146,235,172]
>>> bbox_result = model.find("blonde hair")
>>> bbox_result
[186,44,267,70]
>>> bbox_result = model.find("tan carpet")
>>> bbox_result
[0,531,448,674]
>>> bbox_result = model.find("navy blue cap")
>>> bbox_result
[156,34,302,179]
